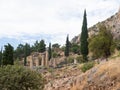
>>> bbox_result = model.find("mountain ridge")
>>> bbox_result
[71,10,120,44]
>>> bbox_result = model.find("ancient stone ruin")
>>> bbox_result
[26,51,49,68]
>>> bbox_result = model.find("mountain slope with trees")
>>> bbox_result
[71,9,120,44]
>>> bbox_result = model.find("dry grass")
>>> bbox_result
[71,57,120,90]
[44,57,120,90]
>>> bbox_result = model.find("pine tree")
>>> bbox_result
[65,35,70,57]
[34,40,39,52]
[80,10,88,62]
[39,40,46,53]
[48,43,52,60]
[14,44,24,60]
[3,43,14,65]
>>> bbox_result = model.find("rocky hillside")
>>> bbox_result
[72,58,120,90]
[44,57,120,90]
[71,9,120,44]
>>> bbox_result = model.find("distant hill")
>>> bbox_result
[71,9,120,44]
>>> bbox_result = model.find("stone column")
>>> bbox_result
[45,51,48,67]
[41,54,45,66]
[30,56,33,69]
[53,58,56,68]
[36,57,39,67]
[74,59,77,64]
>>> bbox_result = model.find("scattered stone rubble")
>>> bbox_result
[44,58,120,90]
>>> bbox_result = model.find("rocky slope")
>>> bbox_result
[44,64,83,90]
[71,10,120,44]
[44,57,120,90]
[72,58,120,90]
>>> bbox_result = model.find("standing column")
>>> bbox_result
[30,56,33,69]
[36,57,39,67]
[74,59,77,64]
[41,54,44,66]
[45,51,48,67]
[53,58,56,68]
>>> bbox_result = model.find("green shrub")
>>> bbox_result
[81,62,94,72]
[0,65,45,90]
[76,56,84,63]
[52,52,58,58]
[67,57,74,63]
[70,43,80,54]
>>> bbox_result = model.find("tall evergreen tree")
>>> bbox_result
[34,40,39,52]
[80,10,88,62]
[48,43,52,60]
[24,43,31,56]
[39,40,46,53]
[65,35,70,57]
[24,43,31,66]
[3,43,14,65]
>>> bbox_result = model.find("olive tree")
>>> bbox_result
[0,65,45,90]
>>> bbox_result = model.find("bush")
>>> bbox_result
[0,65,45,90]
[81,62,94,72]
[76,56,84,63]
[52,52,58,58]
[89,25,114,59]
[70,43,80,54]
[67,56,74,63]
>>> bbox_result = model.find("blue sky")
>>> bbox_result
[0,0,119,48]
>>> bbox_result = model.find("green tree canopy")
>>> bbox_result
[0,65,45,90]
[24,43,31,66]
[39,40,46,53]
[31,40,46,53]
[89,25,115,59]
[14,43,31,62]
[52,43,60,49]
[3,43,14,65]
[70,43,80,54]
[14,44,24,60]
[33,40,39,52]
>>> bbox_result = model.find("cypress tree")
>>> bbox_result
[3,43,14,65]
[80,10,88,62]
[48,43,52,60]
[65,35,70,57]
[24,43,27,66]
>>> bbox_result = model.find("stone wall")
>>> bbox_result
[26,51,49,68]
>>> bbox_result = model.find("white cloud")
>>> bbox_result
[0,0,119,47]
